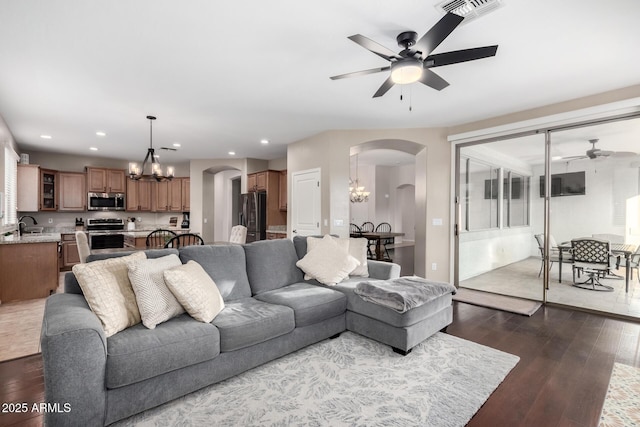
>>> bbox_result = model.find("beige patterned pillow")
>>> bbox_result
[127,254,184,329]
[163,261,225,323]
[72,252,146,337]
[297,235,360,286]
[306,236,369,277]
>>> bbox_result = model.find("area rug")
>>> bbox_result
[599,362,640,427]
[453,287,542,316]
[115,331,519,427]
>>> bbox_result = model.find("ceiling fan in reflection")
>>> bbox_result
[555,139,637,162]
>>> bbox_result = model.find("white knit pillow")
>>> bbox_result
[306,236,369,278]
[127,254,185,329]
[72,252,146,337]
[297,235,360,286]
[163,261,225,323]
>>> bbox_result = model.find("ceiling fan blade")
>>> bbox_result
[373,76,395,98]
[611,151,638,158]
[348,34,399,61]
[418,68,449,91]
[425,45,499,68]
[413,13,464,58]
[330,66,391,80]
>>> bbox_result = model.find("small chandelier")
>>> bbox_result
[128,115,174,182]
[349,154,370,203]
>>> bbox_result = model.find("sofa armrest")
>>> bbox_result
[367,260,401,280]
[41,293,107,426]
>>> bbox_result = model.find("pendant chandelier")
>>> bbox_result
[128,115,174,182]
[349,154,370,203]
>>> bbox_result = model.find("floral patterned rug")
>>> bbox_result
[600,362,640,427]
[115,331,519,427]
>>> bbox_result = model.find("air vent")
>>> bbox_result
[435,0,504,24]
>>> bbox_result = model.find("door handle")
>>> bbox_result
[292,229,297,234]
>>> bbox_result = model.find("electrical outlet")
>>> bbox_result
[204,218,208,223]
[48,218,53,224]
[431,263,437,271]
[136,217,142,222]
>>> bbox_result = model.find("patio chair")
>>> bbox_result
[592,233,624,278]
[164,233,204,249]
[146,229,177,249]
[534,234,572,278]
[571,238,614,291]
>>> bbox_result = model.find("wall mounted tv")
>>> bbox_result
[539,171,586,197]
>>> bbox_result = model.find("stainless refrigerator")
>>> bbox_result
[239,192,266,243]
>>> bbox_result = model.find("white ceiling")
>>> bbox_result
[1,0,639,164]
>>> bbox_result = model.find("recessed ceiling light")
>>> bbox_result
[40,135,52,139]
[172,143,181,147]
[96,131,106,137]
[89,147,98,151]
[260,139,269,144]
[228,151,236,156]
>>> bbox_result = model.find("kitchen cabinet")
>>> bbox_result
[40,168,58,211]
[17,164,40,212]
[58,172,87,211]
[182,178,190,211]
[279,170,287,211]
[61,233,80,269]
[86,167,126,193]
[152,181,170,212]
[247,172,268,192]
[169,179,183,211]
[0,242,58,302]
[126,179,152,211]
[124,234,148,249]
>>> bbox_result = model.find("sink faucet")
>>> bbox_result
[18,215,38,236]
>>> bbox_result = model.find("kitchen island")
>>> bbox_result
[0,233,61,303]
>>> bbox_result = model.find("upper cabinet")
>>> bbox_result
[182,178,190,212]
[126,179,152,211]
[58,172,87,211]
[86,167,126,193]
[279,170,287,211]
[17,164,40,212]
[247,171,268,192]
[40,169,58,211]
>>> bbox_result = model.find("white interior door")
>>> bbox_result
[291,168,321,237]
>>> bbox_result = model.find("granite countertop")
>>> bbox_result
[122,229,191,238]
[0,233,62,245]
[266,229,287,234]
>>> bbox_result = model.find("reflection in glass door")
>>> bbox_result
[455,134,545,302]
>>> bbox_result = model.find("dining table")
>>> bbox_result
[351,231,405,261]
[557,242,638,293]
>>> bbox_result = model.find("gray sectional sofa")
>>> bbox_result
[41,237,453,426]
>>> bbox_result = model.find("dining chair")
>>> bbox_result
[570,238,614,291]
[361,222,375,258]
[75,231,91,263]
[375,222,393,260]
[164,233,205,249]
[349,223,362,237]
[146,229,177,249]
[229,225,247,244]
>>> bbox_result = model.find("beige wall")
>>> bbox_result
[287,128,450,279]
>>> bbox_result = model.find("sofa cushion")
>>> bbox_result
[322,277,453,328]
[105,314,220,389]
[296,235,360,286]
[127,254,184,329]
[212,298,295,352]
[72,252,146,337]
[178,245,251,301]
[164,261,226,323]
[254,283,347,327]
[243,239,303,295]
[306,236,369,277]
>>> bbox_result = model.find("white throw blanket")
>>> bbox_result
[354,276,456,313]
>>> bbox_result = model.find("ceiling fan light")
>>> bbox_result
[391,59,423,84]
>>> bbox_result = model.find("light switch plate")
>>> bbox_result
[432,218,443,226]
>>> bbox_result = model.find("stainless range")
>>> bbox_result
[86,218,125,249]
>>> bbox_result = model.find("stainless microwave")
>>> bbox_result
[87,192,126,211]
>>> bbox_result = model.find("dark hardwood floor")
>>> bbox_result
[2,302,637,426]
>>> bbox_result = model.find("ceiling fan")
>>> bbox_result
[557,139,638,161]
[330,13,498,98]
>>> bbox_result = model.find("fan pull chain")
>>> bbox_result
[400,85,403,101]
[409,86,413,112]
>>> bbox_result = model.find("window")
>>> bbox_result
[461,157,499,231]
[3,145,18,226]
[507,171,530,227]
